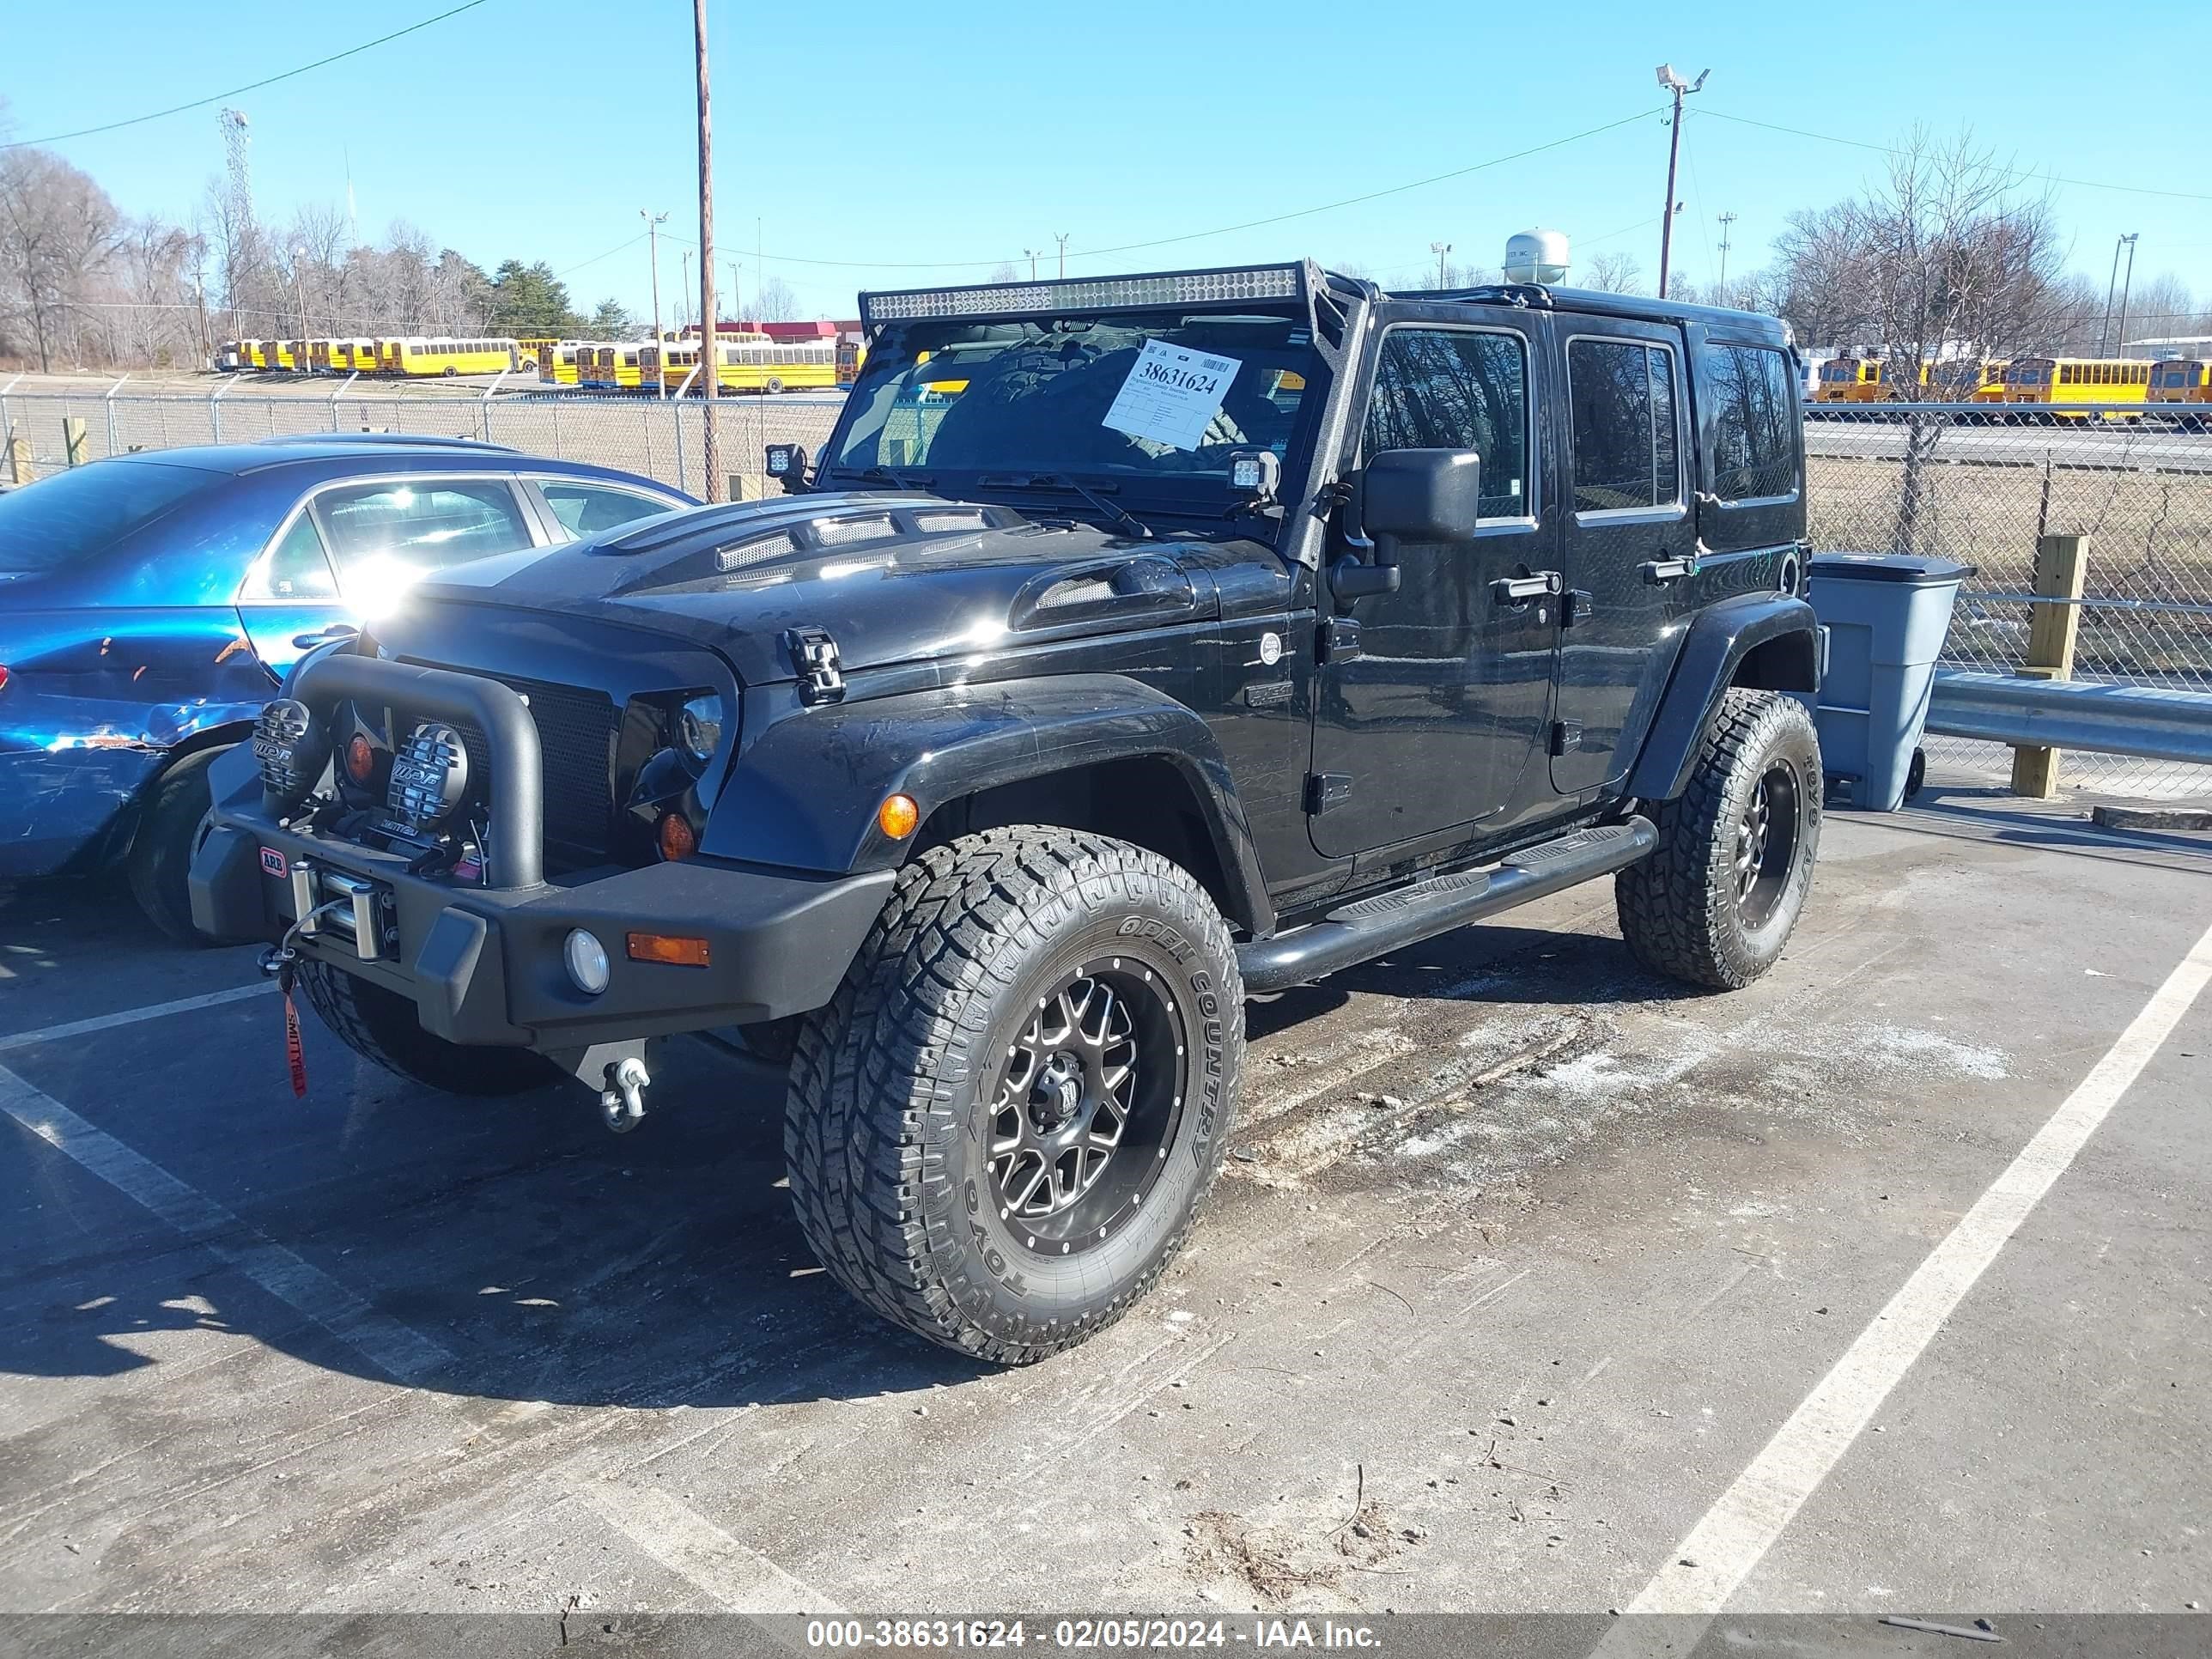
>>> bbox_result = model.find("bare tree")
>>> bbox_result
[988,261,1019,284]
[0,147,121,370]
[753,275,801,320]
[1582,250,1645,295]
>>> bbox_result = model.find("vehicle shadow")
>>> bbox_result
[2,1010,995,1409]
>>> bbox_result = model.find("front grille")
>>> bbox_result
[395,671,622,873]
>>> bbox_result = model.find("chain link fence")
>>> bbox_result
[4,384,2209,802]
[0,384,843,507]
[1809,402,2212,799]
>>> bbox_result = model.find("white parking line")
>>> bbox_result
[1615,913,2212,1623]
[576,1482,840,1614]
[0,1062,452,1385]
[0,983,272,1053]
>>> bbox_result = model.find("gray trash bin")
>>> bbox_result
[1806,552,1976,810]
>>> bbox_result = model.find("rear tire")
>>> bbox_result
[785,827,1243,1364]
[129,747,226,945]
[295,956,560,1097]
[1616,689,1821,990]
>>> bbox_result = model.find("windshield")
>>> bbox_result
[829,310,1321,489]
[0,459,219,575]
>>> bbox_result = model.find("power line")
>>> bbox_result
[697,106,1664,275]
[1696,106,2212,206]
[2,1,494,149]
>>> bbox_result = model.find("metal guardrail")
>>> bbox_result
[1926,671,2212,767]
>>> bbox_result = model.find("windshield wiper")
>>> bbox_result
[837,463,934,490]
[977,472,1153,541]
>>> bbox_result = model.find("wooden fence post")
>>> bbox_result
[3,428,31,485]
[63,416,88,466]
[2009,532,2087,799]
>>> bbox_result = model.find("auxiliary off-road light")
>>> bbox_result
[877,793,920,840]
[563,929,610,995]
[385,722,470,834]
[252,698,329,805]
[861,264,1307,325]
[656,811,698,862]
[627,933,711,967]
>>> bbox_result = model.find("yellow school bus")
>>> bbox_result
[537,341,584,386]
[2148,359,2210,404]
[1813,357,1887,402]
[672,338,839,394]
[582,342,650,390]
[264,339,302,371]
[1924,359,2008,402]
[2002,357,2151,416]
[306,339,335,374]
[383,337,523,377]
[334,337,378,374]
[231,339,261,370]
[514,336,560,367]
[836,337,865,385]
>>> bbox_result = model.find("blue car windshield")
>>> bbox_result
[829,310,1321,487]
[0,459,219,574]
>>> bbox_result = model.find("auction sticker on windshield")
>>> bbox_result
[1102,340,1242,453]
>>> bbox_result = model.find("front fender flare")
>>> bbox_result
[1625,594,1821,802]
[702,675,1270,932]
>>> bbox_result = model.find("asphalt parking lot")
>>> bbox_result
[2,778,2208,1635]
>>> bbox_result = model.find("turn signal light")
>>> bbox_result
[877,793,920,840]
[656,811,698,861]
[627,932,711,968]
[344,732,377,784]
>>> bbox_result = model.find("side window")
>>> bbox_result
[241,511,340,600]
[1567,337,1680,514]
[316,479,535,584]
[1702,343,1799,503]
[1361,328,1531,520]
[540,482,671,540]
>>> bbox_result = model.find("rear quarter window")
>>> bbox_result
[1702,343,1799,503]
[0,459,218,574]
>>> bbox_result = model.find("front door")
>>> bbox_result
[1549,318,1695,793]
[1308,313,1559,859]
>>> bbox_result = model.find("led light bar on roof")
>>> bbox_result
[860,264,1309,325]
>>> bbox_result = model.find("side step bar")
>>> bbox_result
[1237,817,1658,994]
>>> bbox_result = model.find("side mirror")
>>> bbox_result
[1359,447,1482,562]
[765,443,808,495]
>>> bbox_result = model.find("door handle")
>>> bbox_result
[1638,554,1700,586]
[290,623,360,649]
[1490,571,1563,607]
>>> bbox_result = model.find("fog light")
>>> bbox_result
[563,928,610,995]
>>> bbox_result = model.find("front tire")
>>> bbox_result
[295,956,560,1097]
[1616,689,1821,990]
[786,828,1243,1364]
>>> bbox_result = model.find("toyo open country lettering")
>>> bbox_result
[192,258,1825,1362]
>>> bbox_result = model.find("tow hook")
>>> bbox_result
[599,1056,651,1133]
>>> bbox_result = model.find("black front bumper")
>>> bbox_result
[191,760,892,1054]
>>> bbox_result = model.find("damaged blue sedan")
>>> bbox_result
[0,435,690,937]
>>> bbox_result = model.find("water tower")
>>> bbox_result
[1503,229,1570,285]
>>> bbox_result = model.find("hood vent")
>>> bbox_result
[811,514,896,547]
[719,532,799,573]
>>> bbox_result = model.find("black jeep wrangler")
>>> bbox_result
[193,261,1823,1363]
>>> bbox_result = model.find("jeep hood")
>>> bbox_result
[402,491,1240,685]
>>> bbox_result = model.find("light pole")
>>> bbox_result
[1431,241,1452,288]
[641,209,669,397]
[1654,64,1709,300]
[694,0,720,501]
[1025,248,1042,281]
[1054,232,1071,278]
[1716,210,1737,301]
[2114,234,2141,356]
[680,251,692,331]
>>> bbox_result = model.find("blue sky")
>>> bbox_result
[6,0,2209,324]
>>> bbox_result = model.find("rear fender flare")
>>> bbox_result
[701,674,1270,932]
[1625,594,1821,802]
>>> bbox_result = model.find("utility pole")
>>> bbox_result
[1025,249,1041,280]
[1054,232,1072,278]
[641,209,669,397]
[730,259,744,325]
[2103,232,2140,356]
[292,246,308,343]
[1431,241,1452,287]
[695,0,720,501]
[1653,64,1709,301]
[1716,210,1737,301]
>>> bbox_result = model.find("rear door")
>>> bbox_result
[1307,307,1559,858]
[1550,319,1694,793]
[526,477,685,541]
